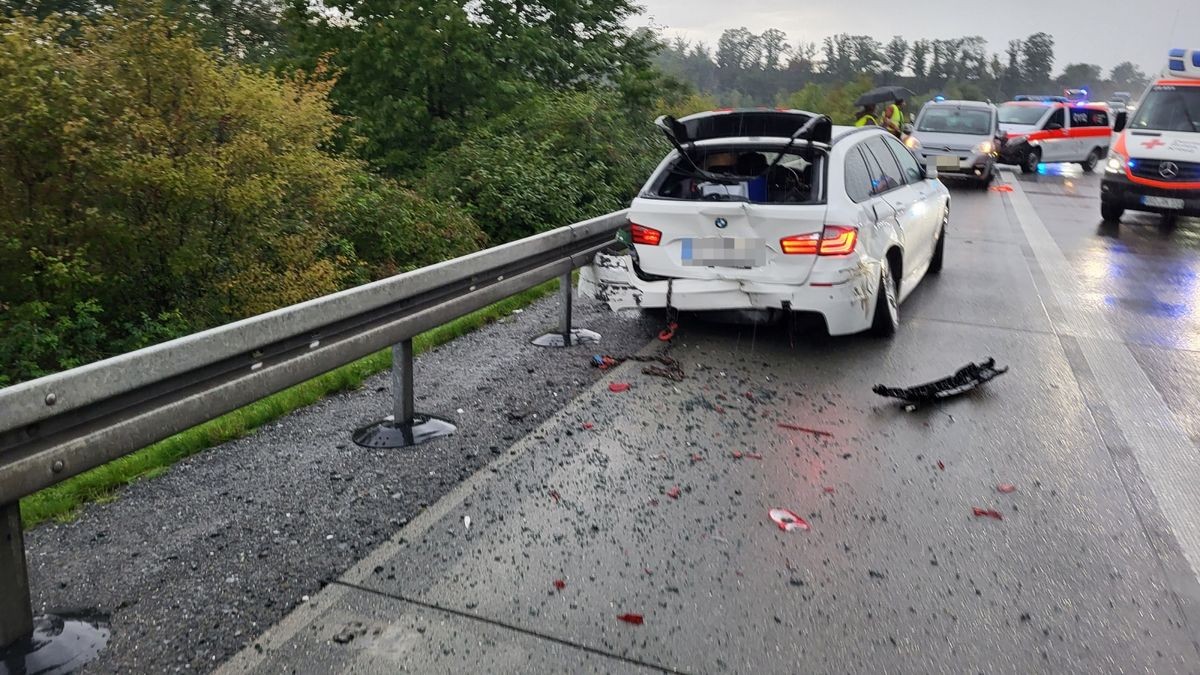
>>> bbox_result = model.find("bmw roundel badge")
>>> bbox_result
[715,217,728,229]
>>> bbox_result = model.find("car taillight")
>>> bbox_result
[781,226,858,256]
[630,223,662,246]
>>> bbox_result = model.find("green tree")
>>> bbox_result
[1109,61,1148,91]
[1021,32,1055,86]
[909,39,930,79]
[884,36,908,78]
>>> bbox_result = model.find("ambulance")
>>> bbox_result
[997,98,1113,174]
[1101,49,1200,225]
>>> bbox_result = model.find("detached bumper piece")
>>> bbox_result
[873,358,1009,411]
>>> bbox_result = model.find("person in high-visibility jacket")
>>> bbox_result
[854,105,878,127]
[882,98,906,137]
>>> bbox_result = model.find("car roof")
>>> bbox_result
[924,99,994,110]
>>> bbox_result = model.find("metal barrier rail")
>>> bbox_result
[0,209,629,648]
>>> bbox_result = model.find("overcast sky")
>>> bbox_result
[631,1,1194,76]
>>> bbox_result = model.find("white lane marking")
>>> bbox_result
[1005,172,1200,581]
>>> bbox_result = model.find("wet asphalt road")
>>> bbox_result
[23,166,1200,673]
[216,168,1200,674]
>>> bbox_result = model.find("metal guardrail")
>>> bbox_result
[0,209,629,649]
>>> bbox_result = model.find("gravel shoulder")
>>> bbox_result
[25,293,656,673]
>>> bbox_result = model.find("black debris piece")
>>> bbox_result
[873,358,1008,411]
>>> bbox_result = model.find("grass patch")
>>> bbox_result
[20,279,562,529]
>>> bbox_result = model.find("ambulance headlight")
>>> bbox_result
[1105,151,1127,173]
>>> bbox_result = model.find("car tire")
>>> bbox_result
[870,258,899,337]
[1100,202,1124,223]
[978,167,994,189]
[1020,148,1041,174]
[929,221,946,275]
[1081,148,1101,173]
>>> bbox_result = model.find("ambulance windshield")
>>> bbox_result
[998,103,1048,126]
[1131,85,1200,133]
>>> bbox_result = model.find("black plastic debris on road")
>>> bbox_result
[873,358,1009,411]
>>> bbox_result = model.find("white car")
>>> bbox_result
[580,109,951,336]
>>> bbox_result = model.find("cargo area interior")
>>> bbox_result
[651,146,823,204]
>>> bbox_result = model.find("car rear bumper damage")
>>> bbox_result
[579,252,879,335]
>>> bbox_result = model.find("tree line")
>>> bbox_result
[0,0,681,384]
[657,28,1152,111]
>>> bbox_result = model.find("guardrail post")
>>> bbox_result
[352,339,456,449]
[0,501,33,649]
[533,272,601,348]
[392,340,414,426]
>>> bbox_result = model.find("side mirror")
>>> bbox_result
[1113,111,1128,133]
[1045,122,1063,131]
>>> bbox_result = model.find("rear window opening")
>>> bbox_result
[648,145,826,204]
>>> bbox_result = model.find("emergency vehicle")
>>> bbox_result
[1101,49,1200,224]
[997,99,1113,174]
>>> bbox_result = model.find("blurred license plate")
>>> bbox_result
[681,238,765,267]
[936,156,961,168]
[1142,196,1184,209]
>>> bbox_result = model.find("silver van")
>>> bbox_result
[904,100,1001,188]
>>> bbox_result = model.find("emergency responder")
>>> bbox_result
[882,97,906,137]
[854,105,877,127]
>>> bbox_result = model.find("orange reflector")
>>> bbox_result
[631,223,662,246]
[780,226,858,256]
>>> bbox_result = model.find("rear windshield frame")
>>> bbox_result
[642,143,828,205]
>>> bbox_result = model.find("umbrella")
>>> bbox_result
[854,85,916,107]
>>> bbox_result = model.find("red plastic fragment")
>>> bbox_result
[998,483,1016,494]
[990,184,1015,193]
[549,490,560,503]
[608,382,630,393]
[553,579,566,590]
[581,422,594,430]
[690,453,703,464]
[972,507,1003,520]
[769,508,810,532]
[746,452,763,460]
[823,486,836,494]
[666,485,681,499]
[617,613,644,625]
[732,450,743,459]
[937,461,945,471]
[778,423,833,437]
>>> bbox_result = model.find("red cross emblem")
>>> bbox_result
[1141,138,1166,150]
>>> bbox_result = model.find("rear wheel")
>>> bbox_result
[1080,148,1101,173]
[978,166,994,189]
[871,258,899,337]
[1100,202,1124,223]
[1021,148,1042,174]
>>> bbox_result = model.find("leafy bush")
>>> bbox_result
[421,91,665,243]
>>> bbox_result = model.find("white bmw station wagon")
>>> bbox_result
[581,109,952,336]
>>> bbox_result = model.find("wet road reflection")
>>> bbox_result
[1013,167,1200,350]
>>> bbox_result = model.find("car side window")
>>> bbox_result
[882,136,924,185]
[862,136,905,195]
[844,147,873,203]
[1070,107,1091,127]
[1046,108,1065,129]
